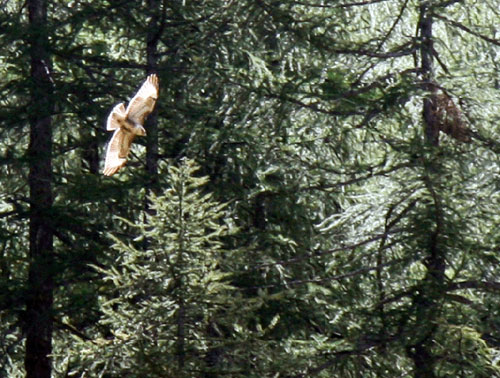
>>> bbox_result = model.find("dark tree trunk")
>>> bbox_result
[25,0,54,377]
[419,2,439,147]
[406,343,437,378]
[405,4,448,378]
[81,131,100,174]
[145,0,164,192]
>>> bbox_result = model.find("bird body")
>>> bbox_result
[103,74,159,176]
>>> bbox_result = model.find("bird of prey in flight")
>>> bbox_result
[103,74,159,176]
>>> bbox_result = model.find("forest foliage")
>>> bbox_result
[0,0,499,377]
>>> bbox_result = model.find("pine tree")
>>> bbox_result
[1,0,499,376]
[65,159,240,377]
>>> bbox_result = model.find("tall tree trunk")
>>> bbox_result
[142,0,163,249]
[25,0,54,377]
[406,5,446,377]
[419,2,439,147]
[145,0,164,192]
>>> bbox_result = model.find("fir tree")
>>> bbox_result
[66,159,240,377]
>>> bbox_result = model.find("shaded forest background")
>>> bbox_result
[0,0,499,376]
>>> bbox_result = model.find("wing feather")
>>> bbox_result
[103,129,135,176]
[106,103,126,130]
[126,74,159,124]
[103,75,159,176]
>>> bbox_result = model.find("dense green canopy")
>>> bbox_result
[0,0,499,377]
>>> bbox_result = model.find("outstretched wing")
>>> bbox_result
[107,103,127,130]
[126,74,159,125]
[103,129,136,176]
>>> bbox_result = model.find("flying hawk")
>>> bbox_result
[103,74,159,176]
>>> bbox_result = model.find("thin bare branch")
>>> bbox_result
[433,13,500,46]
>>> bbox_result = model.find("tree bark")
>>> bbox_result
[145,0,164,192]
[25,0,54,377]
[419,2,439,146]
[405,4,447,377]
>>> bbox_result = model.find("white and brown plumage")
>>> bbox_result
[103,74,159,176]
